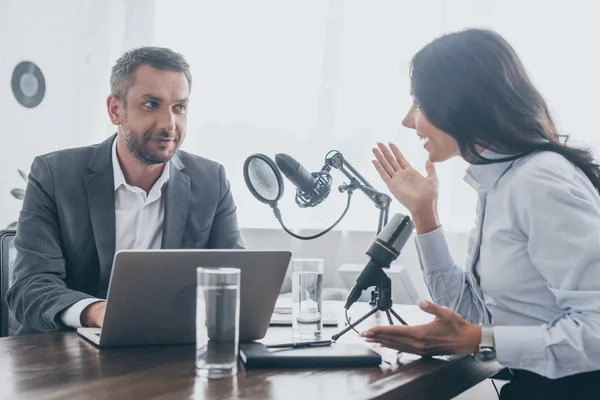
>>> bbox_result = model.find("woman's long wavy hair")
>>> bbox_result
[410,28,600,193]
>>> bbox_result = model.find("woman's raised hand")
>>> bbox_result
[372,142,440,234]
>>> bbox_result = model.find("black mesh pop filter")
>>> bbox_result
[243,154,284,206]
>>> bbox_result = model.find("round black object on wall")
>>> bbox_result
[11,61,46,108]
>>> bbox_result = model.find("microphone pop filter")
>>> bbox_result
[243,154,284,205]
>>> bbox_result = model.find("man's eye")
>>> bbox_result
[143,101,159,108]
[175,104,187,112]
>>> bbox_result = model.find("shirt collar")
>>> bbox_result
[464,148,516,192]
[111,137,170,192]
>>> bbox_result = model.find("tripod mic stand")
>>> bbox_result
[331,273,408,342]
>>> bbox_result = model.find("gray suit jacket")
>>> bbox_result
[6,134,244,333]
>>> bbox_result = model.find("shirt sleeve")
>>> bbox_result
[493,161,600,379]
[60,298,103,328]
[415,226,487,324]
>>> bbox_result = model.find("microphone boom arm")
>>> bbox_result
[324,151,392,233]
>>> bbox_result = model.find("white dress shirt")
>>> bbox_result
[60,138,170,328]
[415,149,600,379]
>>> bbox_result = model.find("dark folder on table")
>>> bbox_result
[239,342,382,369]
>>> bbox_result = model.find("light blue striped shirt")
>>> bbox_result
[415,150,600,379]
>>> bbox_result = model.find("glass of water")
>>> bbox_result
[196,267,240,379]
[291,258,324,341]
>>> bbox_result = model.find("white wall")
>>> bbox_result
[0,0,155,229]
[153,0,450,232]
[151,0,600,234]
[6,0,599,232]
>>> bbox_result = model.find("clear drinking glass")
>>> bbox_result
[196,267,240,379]
[291,258,324,341]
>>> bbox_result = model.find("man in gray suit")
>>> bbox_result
[6,47,244,333]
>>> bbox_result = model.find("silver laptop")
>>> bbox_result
[77,249,291,347]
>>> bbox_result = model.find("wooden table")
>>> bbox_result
[0,303,503,399]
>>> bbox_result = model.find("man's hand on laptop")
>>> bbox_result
[81,301,106,328]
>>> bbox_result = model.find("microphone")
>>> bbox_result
[344,213,415,309]
[275,153,332,208]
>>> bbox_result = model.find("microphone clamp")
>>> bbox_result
[294,169,333,208]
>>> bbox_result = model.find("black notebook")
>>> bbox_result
[239,342,382,369]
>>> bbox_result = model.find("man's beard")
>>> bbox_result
[121,116,182,165]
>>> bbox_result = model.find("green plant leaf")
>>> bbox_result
[11,188,25,200]
[6,221,17,229]
[18,169,28,182]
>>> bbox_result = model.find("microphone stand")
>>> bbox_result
[331,273,408,342]
[323,151,391,234]
[272,151,390,241]
[324,151,407,342]
[324,151,391,307]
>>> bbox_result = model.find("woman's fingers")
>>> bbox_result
[372,148,396,177]
[365,334,425,351]
[372,142,415,179]
[377,142,403,172]
[365,331,455,356]
[372,160,391,183]
[367,339,416,354]
[389,143,412,169]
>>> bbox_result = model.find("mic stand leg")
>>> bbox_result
[388,307,408,326]
[331,306,380,342]
[385,309,394,325]
[332,276,408,342]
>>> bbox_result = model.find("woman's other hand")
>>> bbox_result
[361,300,481,356]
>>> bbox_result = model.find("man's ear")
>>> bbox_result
[107,94,123,125]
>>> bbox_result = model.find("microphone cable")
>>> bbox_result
[270,191,353,240]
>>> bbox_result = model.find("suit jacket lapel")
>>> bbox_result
[84,135,117,293]
[161,153,190,248]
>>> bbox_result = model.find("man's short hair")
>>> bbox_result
[110,46,192,103]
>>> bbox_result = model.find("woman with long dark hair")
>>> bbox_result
[362,29,600,399]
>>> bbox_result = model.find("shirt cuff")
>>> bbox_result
[60,298,103,328]
[493,325,547,373]
[414,226,455,274]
